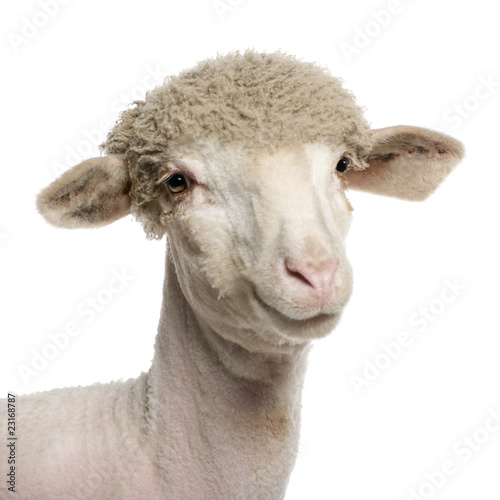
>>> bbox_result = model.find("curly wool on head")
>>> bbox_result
[101,50,373,239]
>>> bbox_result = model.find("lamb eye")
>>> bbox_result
[166,173,189,193]
[336,156,351,173]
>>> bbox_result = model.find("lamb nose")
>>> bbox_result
[285,261,339,299]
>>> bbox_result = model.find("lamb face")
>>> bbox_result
[36,51,465,352]
[159,140,354,351]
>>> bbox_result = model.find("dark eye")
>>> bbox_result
[336,156,352,173]
[166,173,189,193]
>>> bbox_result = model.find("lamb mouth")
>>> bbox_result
[252,289,336,326]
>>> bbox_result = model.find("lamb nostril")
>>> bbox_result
[286,267,315,288]
[285,261,339,295]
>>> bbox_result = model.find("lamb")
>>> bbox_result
[0,51,464,500]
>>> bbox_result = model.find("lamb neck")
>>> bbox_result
[146,254,310,499]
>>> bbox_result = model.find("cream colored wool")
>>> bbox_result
[103,51,373,239]
[1,51,465,500]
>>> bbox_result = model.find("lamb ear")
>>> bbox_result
[37,155,131,229]
[344,126,465,201]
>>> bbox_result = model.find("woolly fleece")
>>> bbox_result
[102,51,372,238]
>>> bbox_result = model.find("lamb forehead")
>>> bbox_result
[105,51,372,158]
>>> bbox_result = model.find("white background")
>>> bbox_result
[1,1,499,499]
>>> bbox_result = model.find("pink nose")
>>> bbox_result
[285,260,339,303]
